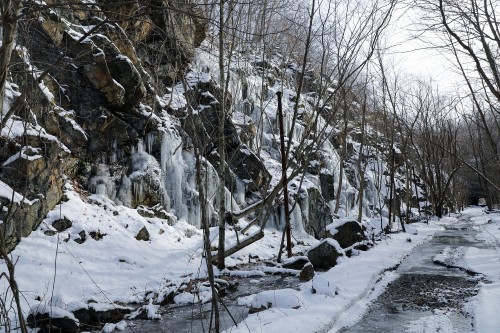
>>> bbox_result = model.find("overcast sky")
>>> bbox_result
[384,3,463,94]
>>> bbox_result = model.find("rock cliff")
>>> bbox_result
[0,0,424,253]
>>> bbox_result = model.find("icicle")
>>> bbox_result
[161,129,188,221]
[137,138,145,153]
[145,132,154,154]
[110,140,117,164]
[88,163,112,197]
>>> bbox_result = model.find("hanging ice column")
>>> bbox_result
[161,127,207,226]
[161,128,189,221]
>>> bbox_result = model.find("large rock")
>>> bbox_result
[52,217,73,232]
[27,308,79,333]
[73,305,132,330]
[307,239,344,269]
[282,256,310,270]
[327,218,367,249]
[135,226,150,241]
[299,262,315,282]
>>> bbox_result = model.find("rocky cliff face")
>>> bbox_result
[0,0,422,252]
[0,0,207,251]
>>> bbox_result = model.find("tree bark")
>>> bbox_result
[217,0,226,271]
[0,0,21,121]
[276,91,292,258]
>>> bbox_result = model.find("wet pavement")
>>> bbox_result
[340,216,487,333]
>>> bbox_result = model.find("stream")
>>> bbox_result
[121,274,299,333]
[339,215,488,332]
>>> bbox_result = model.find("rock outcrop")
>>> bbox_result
[0,0,426,254]
[0,0,206,251]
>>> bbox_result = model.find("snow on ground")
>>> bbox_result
[0,184,314,332]
[430,207,500,333]
[6,194,500,333]
[460,207,500,333]
[225,222,440,333]
[405,309,456,333]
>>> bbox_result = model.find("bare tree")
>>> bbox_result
[413,0,500,208]
[212,0,397,260]
[0,0,21,120]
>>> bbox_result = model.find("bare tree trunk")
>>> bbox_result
[412,166,421,216]
[388,148,395,232]
[335,108,349,215]
[0,0,21,120]
[405,163,411,226]
[195,143,220,333]
[217,0,226,271]
[276,91,292,259]
[357,88,368,222]
[334,143,345,214]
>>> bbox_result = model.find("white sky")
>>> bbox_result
[384,4,464,94]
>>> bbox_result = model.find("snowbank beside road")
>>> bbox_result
[430,207,500,333]
[463,207,500,333]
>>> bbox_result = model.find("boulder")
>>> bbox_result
[27,310,79,333]
[136,226,150,241]
[299,262,315,282]
[52,217,73,232]
[89,230,106,241]
[307,239,344,269]
[282,256,310,270]
[327,219,367,249]
[73,305,131,330]
[74,230,87,244]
